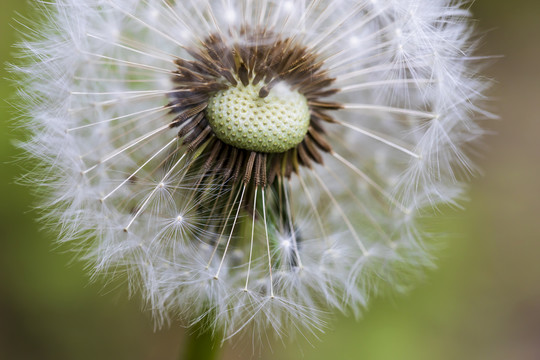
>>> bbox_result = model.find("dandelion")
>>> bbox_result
[14,0,491,348]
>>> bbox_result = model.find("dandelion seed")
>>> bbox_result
[13,0,491,341]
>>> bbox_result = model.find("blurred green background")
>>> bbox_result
[1,1,539,359]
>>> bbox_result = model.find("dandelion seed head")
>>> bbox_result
[13,0,492,341]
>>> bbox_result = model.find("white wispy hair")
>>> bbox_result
[12,0,492,340]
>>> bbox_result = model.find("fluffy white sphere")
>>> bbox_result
[14,0,491,340]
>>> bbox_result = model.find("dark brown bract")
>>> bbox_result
[167,27,341,188]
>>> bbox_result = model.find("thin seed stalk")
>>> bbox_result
[180,326,221,360]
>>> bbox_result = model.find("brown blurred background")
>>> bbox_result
[1,1,539,359]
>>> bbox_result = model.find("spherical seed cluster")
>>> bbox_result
[13,0,492,342]
[206,82,311,153]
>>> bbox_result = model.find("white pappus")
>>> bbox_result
[12,0,492,341]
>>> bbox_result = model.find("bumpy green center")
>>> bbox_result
[205,82,311,153]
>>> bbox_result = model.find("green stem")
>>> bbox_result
[180,326,222,360]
